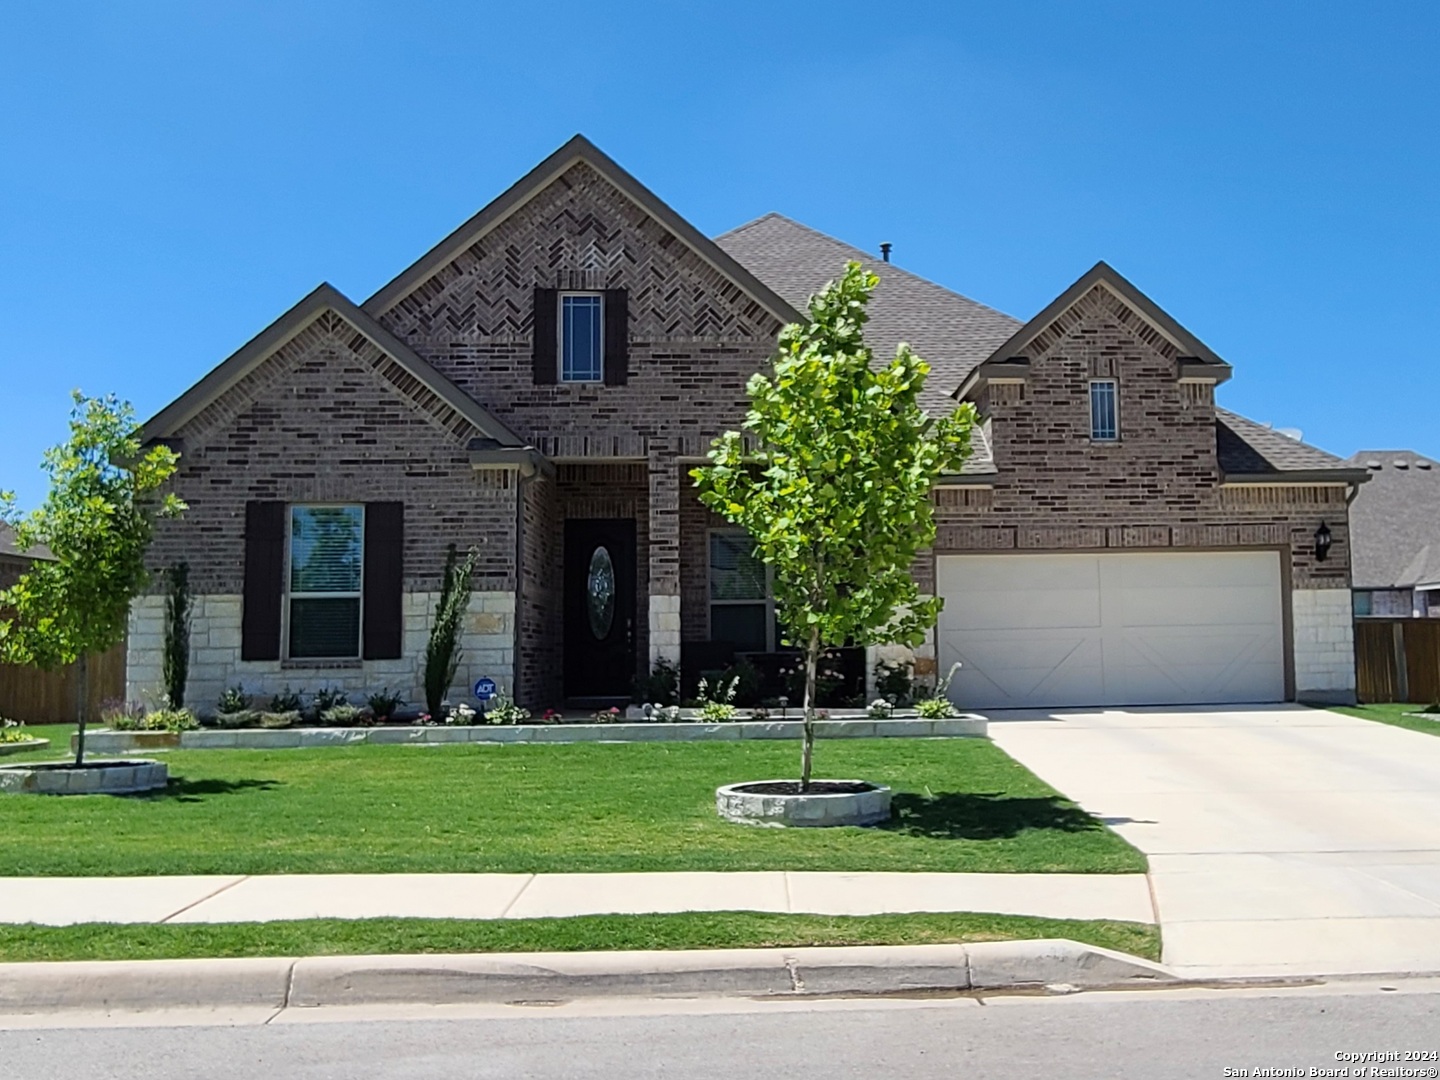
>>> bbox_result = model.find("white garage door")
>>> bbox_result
[935,551,1285,709]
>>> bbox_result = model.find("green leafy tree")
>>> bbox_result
[0,392,185,764]
[692,263,975,790]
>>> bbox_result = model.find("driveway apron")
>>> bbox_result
[987,704,1440,978]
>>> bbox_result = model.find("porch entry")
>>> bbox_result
[563,518,637,700]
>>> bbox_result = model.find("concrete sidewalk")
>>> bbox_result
[0,871,1155,927]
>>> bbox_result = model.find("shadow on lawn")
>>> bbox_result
[884,792,1102,841]
[128,778,283,803]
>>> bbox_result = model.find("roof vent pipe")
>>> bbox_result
[879,242,892,263]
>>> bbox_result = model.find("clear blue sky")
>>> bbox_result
[2,1,1436,508]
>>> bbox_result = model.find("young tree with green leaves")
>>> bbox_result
[693,263,975,790]
[0,392,185,765]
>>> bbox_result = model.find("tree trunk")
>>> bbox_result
[800,626,819,792]
[74,652,88,767]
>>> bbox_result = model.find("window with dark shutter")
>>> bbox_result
[362,502,404,659]
[241,501,285,661]
[603,288,628,386]
[287,505,363,659]
[532,287,558,384]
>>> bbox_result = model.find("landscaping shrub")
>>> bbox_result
[695,675,739,721]
[443,703,479,726]
[100,698,146,730]
[161,562,191,709]
[367,687,405,722]
[874,660,914,707]
[142,708,199,733]
[0,718,34,743]
[259,711,299,729]
[310,687,347,721]
[424,544,479,719]
[633,657,680,706]
[320,703,365,727]
[269,688,302,713]
[216,685,249,714]
[914,697,956,720]
[481,695,529,725]
[719,657,763,706]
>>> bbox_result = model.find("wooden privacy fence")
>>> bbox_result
[0,644,126,724]
[1355,618,1440,704]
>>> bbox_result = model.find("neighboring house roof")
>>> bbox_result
[1345,450,1440,590]
[1215,409,1366,483]
[0,522,52,562]
[715,213,1021,411]
[142,282,523,446]
[364,135,801,328]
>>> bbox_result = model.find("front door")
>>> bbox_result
[563,519,637,700]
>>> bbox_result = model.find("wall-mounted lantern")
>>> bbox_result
[1314,522,1332,562]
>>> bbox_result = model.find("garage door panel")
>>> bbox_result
[940,632,1104,709]
[939,587,1100,632]
[935,551,1285,709]
[1112,583,1282,627]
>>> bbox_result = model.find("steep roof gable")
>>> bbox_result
[1345,449,1440,588]
[142,283,521,446]
[979,261,1231,374]
[363,135,800,326]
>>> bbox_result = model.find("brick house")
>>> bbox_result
[127,135,1365,713]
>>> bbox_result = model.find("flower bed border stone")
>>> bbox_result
[74,715,987,754]
[716,779,894,828]
[0,738,50,757]
[0,759,168,795]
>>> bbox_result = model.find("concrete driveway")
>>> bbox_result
[987,704,1440,978]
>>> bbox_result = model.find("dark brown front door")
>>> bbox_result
[563,519,636,699]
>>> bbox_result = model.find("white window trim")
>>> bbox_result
[559,291,605,384]
[707,528,777,652]
[1089,378,1119,442]
[283,503,365,661]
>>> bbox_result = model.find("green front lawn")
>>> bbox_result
[0,912,1161,963]
[1332,704,1440,737]
[0,732,1144,876]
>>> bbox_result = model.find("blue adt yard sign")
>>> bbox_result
[473,678,497,702]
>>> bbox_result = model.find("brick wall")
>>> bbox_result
[152,313,518,596]
[374,161,782,459]
[928,285,1352,592]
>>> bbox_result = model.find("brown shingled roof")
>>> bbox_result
[715,213,1021,412]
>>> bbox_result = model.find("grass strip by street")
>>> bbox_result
[1332,704,1440,738]
[0,912,1162,964]
[0,728,1144,876]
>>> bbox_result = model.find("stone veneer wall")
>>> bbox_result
[127,591,515,714]
[1290,588,1357,702]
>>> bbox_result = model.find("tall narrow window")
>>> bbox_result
[561,293,604,382]
[287,505,364,659]
[1089,379,1118,441]
[709,531,778,652]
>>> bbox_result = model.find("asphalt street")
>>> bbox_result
[0,979,1434,1080]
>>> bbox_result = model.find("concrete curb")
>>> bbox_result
[0,940,1175,1013]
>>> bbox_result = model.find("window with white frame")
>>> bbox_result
[709,531,779,652]
[560,293,604,382]
[1089,379,1118,441]
[287,505,364,659]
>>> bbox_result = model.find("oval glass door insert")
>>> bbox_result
[587,545,616,639]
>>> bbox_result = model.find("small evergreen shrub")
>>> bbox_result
[366,687,405,721]
[259,711,299,729]
[320,703,364,727]
[269,687,302,713]
[633,657,680,706]
[216,685,249,714]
